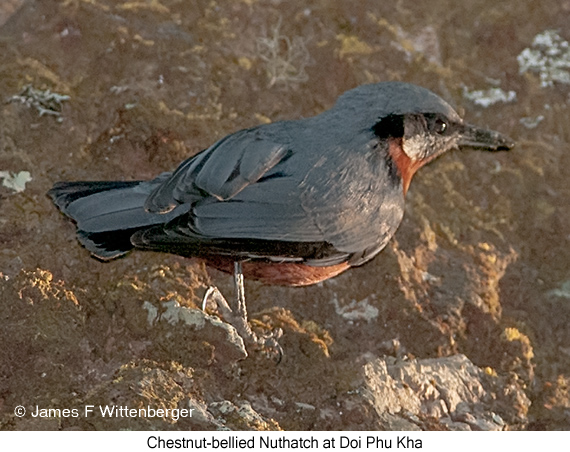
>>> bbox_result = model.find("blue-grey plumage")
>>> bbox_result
[48,81,513,285]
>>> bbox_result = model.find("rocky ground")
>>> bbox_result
[0,0,569,430]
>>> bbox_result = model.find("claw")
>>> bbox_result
[202,286,220,311]
[259,328,284,363]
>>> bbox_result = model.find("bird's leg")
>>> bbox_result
[203,261,256,345]
[202,261,283,360]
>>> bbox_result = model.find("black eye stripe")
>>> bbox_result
[373,113,454,140]
[372,114,405,139]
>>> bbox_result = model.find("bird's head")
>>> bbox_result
[339,82,514,194]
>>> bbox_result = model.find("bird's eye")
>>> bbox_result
[434,118,447,134]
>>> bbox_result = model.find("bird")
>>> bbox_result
[48,81,513,357]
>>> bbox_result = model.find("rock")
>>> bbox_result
[356,354,530,430]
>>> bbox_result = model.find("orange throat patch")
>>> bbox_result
[387,137,425,195]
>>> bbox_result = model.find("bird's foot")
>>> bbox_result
[202,285,283,362]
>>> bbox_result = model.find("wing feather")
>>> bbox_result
[138,119,403,266]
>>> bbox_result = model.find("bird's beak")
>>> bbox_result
[458,123,514,152]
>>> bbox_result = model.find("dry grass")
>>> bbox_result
[256,18,311,87]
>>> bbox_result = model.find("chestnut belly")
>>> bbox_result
[203,256,350,286]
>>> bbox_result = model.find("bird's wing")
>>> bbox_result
[139,123,331,246]
[137,125,404,265]
[144,125,292,213]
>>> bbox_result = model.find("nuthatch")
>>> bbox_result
[49,82,513,356]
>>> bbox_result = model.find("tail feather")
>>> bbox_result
[48,181,143,210]
[77,228,143,260]
[48,179,188,260]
